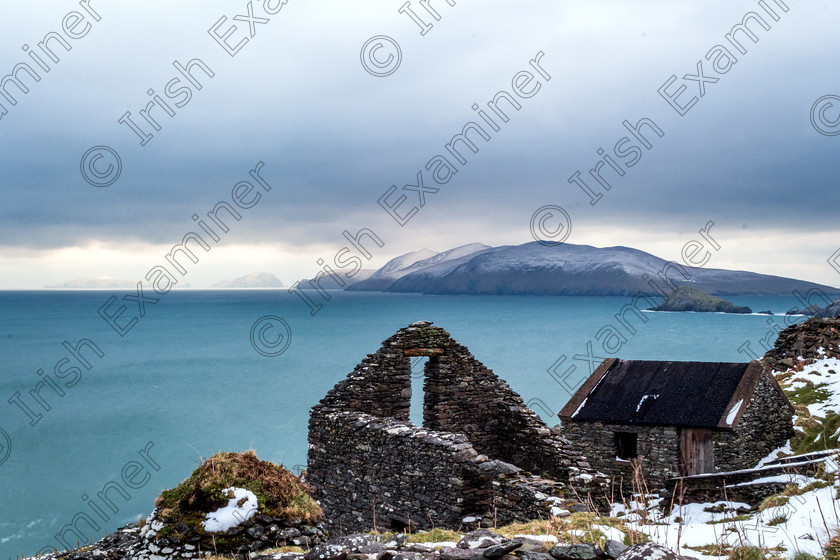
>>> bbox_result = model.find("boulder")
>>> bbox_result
[383,534,409,549]
[604,540,628,560]
[304,543,349,560]
[518,553,554,560]
[457,529,506,549]
[548,544,605,560]
[330,534,381,552]
[483,541,522,558]
[516,537,553,553]
[440,546,487,560]
[614,543,686,560]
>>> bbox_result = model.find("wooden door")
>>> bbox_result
[680,428,715,475]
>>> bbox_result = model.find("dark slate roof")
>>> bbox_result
[558,359,764,430]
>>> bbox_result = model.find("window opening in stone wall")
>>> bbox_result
[410,356,428,426]
[615,431,638,460]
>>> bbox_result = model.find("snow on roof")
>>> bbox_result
[725,399,743,426]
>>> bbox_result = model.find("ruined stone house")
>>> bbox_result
[558,359,794,488]
[307,321,607,533]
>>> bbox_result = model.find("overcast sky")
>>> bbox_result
[0,0,838,289]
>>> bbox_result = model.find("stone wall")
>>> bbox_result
[308,322,607,534]
[763,316,840,371]
[308,411,583,532]
[559,421,681,490]
[713,371,795,471]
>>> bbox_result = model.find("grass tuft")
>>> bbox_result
[154,450,321,531]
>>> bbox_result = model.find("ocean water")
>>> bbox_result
[0,290,809,556]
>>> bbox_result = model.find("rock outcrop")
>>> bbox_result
[787,298,840,319]
[763,316,840,371]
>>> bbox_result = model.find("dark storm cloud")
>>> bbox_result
[0,1,838,286]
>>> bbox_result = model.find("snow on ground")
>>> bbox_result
[603,353,840,559]
[514,534,559,543]
[786,356,840,417]
[611,484,838,559]
[757,440,792,467]
[202,487,258,533]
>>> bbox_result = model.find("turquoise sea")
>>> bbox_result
[0,290,811,556]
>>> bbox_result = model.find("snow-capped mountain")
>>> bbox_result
[350,242,839,296]
[347,244,491,291]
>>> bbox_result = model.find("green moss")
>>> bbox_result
[685,543,733,556]
[407,528,462,543]
[759,494,789,512]
[496,514,647,548]
[706,514,754,525]
[785,382,831,407]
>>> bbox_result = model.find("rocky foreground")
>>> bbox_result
[39,523,692,560]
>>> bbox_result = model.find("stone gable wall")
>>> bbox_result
[713,371,795,471]
[308,322,606,533]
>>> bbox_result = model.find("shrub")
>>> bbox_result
[825,534,840,560]
[728,546,766,560]
[155,450,321,530]
[758,494,789,512]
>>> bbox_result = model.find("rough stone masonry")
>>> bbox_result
[307,321,608,533]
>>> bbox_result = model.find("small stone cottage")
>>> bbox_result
[308,322,607,533]
[558,359,794,488]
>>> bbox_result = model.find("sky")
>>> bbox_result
[0,0,838,289]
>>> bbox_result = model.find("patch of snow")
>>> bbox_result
[756,440,791,467]
[550,506,570,517]
[202,487,258,533]
[731,473,810,487]
[515,534,559,543]
[571,397,587,418]
[461,516,478,523]
[725,399,743,426]
[636,394,658,413]
[592,524,626,543]
[782,356,840,417]
[613,478,840,559]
